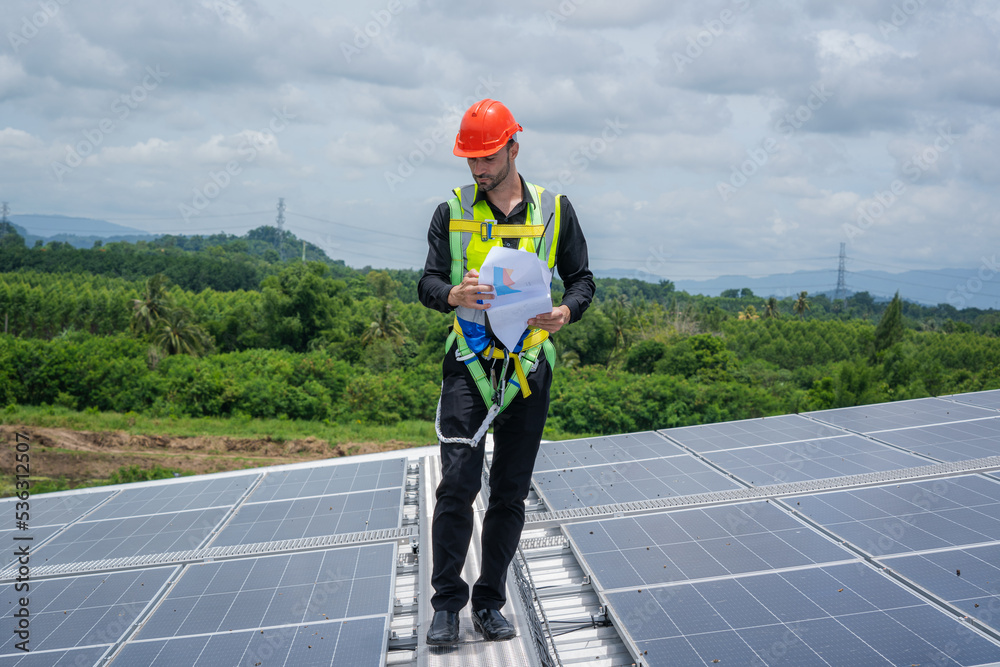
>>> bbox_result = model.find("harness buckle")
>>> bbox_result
[480,219,497,241]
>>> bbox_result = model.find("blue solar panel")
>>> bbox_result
[791,475,1000,556]
[0,490,115,527]
[533,455,742,510]
[534,432,683,472]
[247,457,407,502]
[945,389,1000,411]
[0,567,174,656]
[30,508,229,565]
[110,616,388,667]
[883,543,1000,636]
[700,434,930,485]
[85,476,256,521]
[660,414,847,452]
[604,562,1000,666]
[565,501,855,591]
[2,647,111,666]
[805,397,997,434]
[872,417,1000,462]
[135,544,394,640]
[211,488,403,546]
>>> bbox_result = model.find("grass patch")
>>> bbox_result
[1,404,438,447]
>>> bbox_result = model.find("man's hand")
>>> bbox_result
[528,305,571,333]
[448,270,494,310]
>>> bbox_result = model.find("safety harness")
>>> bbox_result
[435,181,559,447]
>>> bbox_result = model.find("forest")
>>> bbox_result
[1,223,999,439]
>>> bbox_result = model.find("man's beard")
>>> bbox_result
[479,155,510,192]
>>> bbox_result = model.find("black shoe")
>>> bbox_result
[426,610,460,646]
[472,608,516,641]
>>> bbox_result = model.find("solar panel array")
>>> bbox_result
[0,458,408,666]
[536,391,1000,666]
[5,389,1000,667]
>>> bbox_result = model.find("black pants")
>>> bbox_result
[431,347,552,612]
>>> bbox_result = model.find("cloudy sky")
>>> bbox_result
[2,0,999,292]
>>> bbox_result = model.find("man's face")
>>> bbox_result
[467,143,515,192]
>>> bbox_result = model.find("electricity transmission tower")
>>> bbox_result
[834,242,847,301]
[0,202,9,241]
[275,198,285,260]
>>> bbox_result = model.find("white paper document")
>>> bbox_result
[478,246,553,351]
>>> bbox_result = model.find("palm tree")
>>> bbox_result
[763,297,780,319]
[131,274,172,334]
[153,307,214,356]
[604,294,633,358]
[793,291,810,320]
[361,301,408,349]
[738,304,759,320]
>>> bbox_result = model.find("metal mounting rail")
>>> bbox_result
[526,455,1000,528]
[0,526,417,581]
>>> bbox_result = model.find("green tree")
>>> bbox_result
[131,274,172,334]
[361,301,409,349]
[793,291,810,320]
[153,307,214,356]
[873,291,904,357]
[763,297,780,319]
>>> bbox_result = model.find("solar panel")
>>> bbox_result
[700,434,931,486]
[85,475,257,522]
[871,417,1000,462]
[134,544,395,640]
[210,488,403,547]
[804,397,998,433]
[565,501,856,591]
[0,526,65,567]
[107,544,395,667]
[791,475,1000,556]
[3,647,112,666]
[882,543,1000,635]
[533,432,683,472]
[532,455,742,510]
[110,616,388,667]
[247,457,407,503]
[30,508,229,566]
[0,566,174,656]
[0,490,115,527]
[604,562,1000,666]
[946,389,1000,411]
[659,414,847,452]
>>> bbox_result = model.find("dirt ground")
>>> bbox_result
[0,425,416,488]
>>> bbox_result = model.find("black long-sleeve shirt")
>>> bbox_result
[418,177,595,329]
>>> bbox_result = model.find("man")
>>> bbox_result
[417,99,594,645]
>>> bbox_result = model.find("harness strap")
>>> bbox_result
[448,218,546,241]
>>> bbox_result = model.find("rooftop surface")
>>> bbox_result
[4,390,1000,666]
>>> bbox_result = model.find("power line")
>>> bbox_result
[288,212,424,243]
[848,258,980,282]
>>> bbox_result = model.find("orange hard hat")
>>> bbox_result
[453,99,523,158]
